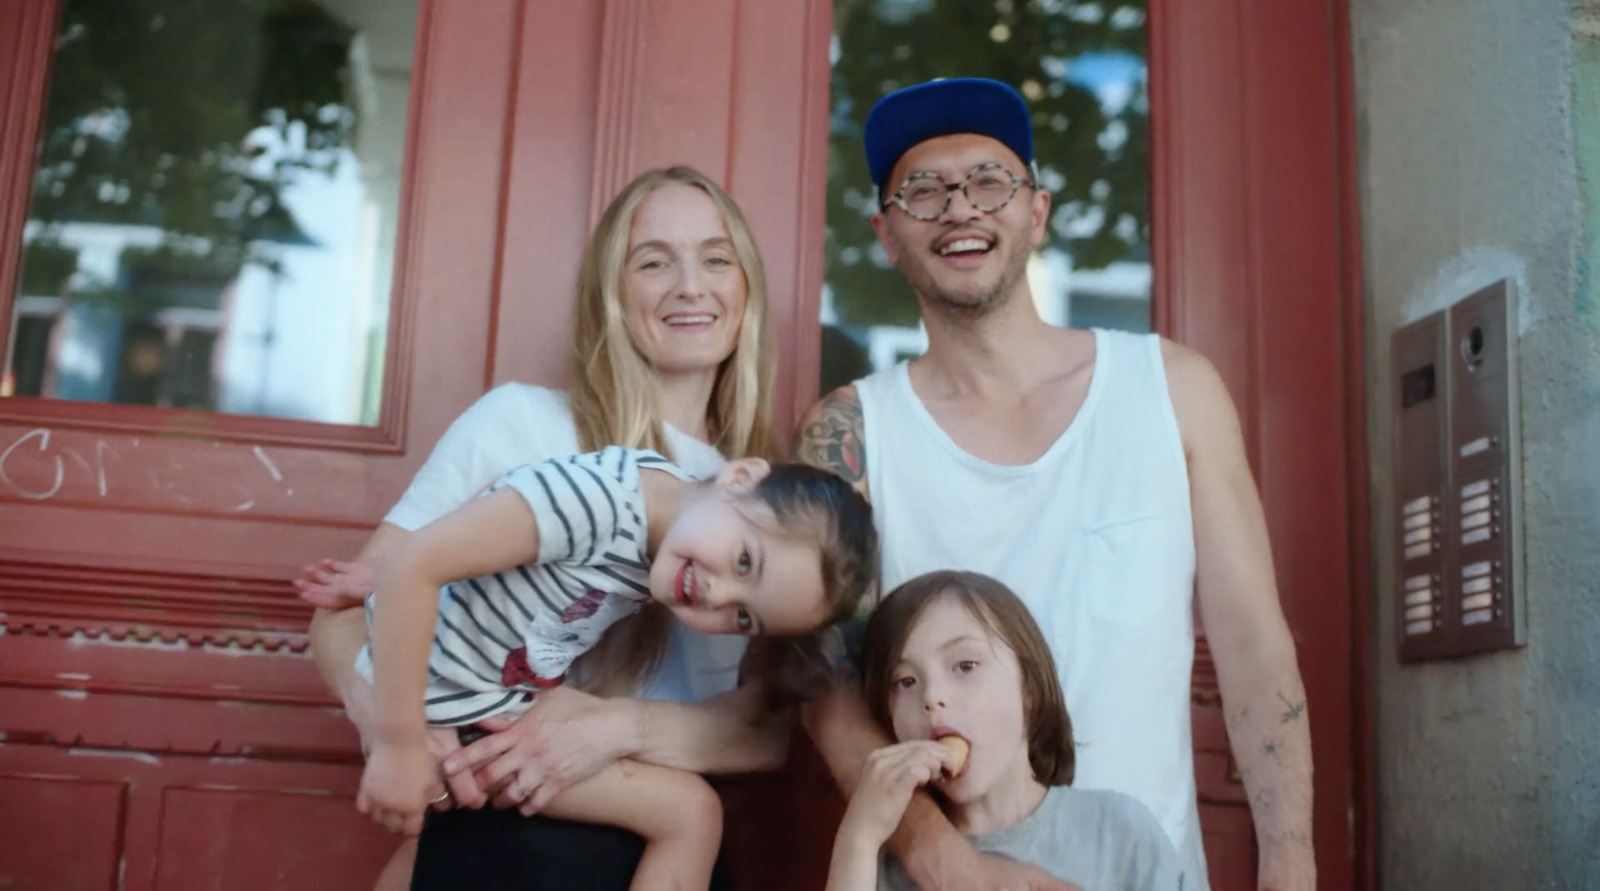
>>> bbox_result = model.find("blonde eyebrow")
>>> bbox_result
[626,236,735,261]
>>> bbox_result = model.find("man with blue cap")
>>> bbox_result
[796,78,1315,891]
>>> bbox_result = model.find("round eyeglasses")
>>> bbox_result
[881,162,1036,221]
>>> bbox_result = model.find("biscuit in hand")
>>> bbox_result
[936,735,970,778]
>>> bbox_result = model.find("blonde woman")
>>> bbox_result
[301,166,782,891]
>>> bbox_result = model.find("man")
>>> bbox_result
[795,78,1315,891]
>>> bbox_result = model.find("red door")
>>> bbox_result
[0,1,1367,890]
[0,2,535,888]
[0,1,829,888]
[1152,3,1367,889]
[805,2,1366,891]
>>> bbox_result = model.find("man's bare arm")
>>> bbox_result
[795,387,955,872]
[1166,341,1315,891]
[792,385,869,494]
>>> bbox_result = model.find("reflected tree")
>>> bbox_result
[23,0,358,280]
[828,0,1148,327]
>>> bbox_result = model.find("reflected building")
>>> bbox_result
[1,0,414,428]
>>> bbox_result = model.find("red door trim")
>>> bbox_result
[0,0,60,358]
[0,1,453,455]
[590,0,650,223]
[738,0,832,442]
[1332,0,1378,885]
[1151,0,1367,887]
[779,6,1370,887]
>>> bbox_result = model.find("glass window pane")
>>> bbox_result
[2,0,418,426]
[822,0,1150,394]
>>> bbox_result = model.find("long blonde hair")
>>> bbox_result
[567,166,777,692]
[569,165,775,461]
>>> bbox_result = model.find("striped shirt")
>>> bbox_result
[356,447,687,726]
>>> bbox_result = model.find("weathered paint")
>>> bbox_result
[1355,0,1600,886]
[1576,8,1600,329]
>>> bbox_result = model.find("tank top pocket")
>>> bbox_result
[1082,514,1166,627]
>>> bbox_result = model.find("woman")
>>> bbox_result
[301,166,786,890]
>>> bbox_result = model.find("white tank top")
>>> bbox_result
[856,329,1209,887]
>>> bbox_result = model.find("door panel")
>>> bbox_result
[1152,1,1359,888]
[0,1,1364,889]
[0,776,125,891]
[0,1,524,888]
[0,743,390,891]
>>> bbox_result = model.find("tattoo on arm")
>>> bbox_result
[1277,693,1307,724]
[792,390,865,483]
[795,390,871,686]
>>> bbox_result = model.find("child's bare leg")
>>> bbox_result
[539,759,722,891]
[372,838,416,891]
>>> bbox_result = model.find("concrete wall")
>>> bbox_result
[1353,0,1600,887]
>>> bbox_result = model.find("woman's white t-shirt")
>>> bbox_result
[384,383,745,703]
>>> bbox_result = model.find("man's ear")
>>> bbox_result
[871,212,901,266]
[715,457,772,494]
[1029,188,1052,248]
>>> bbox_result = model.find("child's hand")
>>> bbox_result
[357,741,444,836]
[294,558,377,610]
[839,741,958,852]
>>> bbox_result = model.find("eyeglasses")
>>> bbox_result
[881,162,1036,221]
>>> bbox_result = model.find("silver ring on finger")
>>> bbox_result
[428,789,451,805]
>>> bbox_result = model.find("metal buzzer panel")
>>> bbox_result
[1391,279,1523,661]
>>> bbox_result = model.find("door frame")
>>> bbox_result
[0,0,1373,886]
[784,1,1374,887]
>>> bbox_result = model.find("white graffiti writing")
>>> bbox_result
[0,427,285,510]
[0,429,65,500]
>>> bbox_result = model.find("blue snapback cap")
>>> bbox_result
[863,77,1034,188]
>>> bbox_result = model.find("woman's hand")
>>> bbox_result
[838,741,957,853]
[442,686,638,815]
[424,727,492,810]
[295,558,378,610]
[358,740,444,837]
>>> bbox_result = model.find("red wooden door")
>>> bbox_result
[793,2,1366,891]
[1152,2,1366,889]
[0,1,1366,890]
[0,2,555,889]
[793,2,1366,890]
[0,1,829,889]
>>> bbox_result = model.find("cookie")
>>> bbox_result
[936,735,970,778]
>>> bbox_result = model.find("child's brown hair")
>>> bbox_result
[738,463,878,711]
[858,569,1075,786]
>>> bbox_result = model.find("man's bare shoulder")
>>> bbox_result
[1156,337,1244,457]
[791,384,868,494]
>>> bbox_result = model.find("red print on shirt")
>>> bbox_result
[560,588,608,624]
[501,647,563,690]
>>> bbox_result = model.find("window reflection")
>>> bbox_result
[3,0,417,426]
[822,0,1150,394]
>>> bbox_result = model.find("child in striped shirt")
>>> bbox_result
[355,445,875,891]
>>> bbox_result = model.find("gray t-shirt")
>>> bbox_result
[879,787,1188,891]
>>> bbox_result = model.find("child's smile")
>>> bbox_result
[645,460,833,638]
[673,560,701,607]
